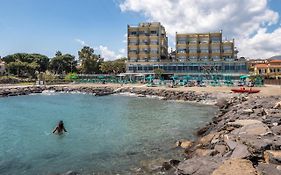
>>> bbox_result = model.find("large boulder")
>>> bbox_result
[177,156,224,175]
[264,150,281,164]
[227,119,262,127]
[231,143,251,159]
[231,123,271,136]
[199,132,219,145]
[256,162,281,175]
[176,140,193,149]
[194,149,215,157]
[214,144,228,155]
[211,159,258,175]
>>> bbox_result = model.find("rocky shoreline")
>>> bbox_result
[0,85,230,104]
[1,85,281,175]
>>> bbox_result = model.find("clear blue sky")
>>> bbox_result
[0,0,281,59]
[0,0,144,58]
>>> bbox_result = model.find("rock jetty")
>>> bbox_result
[153,95,281,175]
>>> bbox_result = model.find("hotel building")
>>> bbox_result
[126,22,248,78]
[127,22,168,63]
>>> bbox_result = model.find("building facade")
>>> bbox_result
[254,60,281,77]
[176,32,235,62]
[127,22,168,63]
[126,23,248,78]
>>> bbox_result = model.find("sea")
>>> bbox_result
[0,92,217,175]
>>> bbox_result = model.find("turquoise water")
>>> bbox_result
[0,93,216,175]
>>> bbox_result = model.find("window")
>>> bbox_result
[129,31,138,36]
[129,57,137,62]
[200,46,209,53]
[211,46,220,53]
[223,46,232,53]
[177,48,186,53]
[150,40,158,45]
[129,49,138,54]
[189,46,197,53]
[189,38,197,44]
[200,56,209,61]
[150,31,158,35]
[150,48,158,54]
[212,56,221,61]
[177,37,186,44]
[139,40,149,45]
[178,56,186,62]
[199,38,209,43]
[150,57,159,62]
[129,39,138,45]
[139,31,148,36]
[190,56,198,61]
[211,37,220,43]
[139,48,149,53]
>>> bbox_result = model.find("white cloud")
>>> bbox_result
[96,45,126,61]
[123,33,127,43]
[120,0,281,58]
[75,39,88,46]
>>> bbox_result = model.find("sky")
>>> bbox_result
[0,0,281,60]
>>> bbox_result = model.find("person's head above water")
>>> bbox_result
[58,120,64,127]
[53,120,67,134]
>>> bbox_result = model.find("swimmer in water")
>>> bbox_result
[52,120,67,134]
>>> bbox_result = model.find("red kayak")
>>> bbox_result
[231,88,260,93]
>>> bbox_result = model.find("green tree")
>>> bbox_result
[99,58,126,74]
[48,52,77,74]
[154,68,164,79]
[2,53,47,77]
[3,53,49,76]
[78,46,103,74]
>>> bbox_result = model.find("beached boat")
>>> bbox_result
[231,88,260,93]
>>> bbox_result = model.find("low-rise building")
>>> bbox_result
[254,60,281,77]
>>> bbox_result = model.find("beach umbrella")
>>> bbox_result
[240,75,249,79]
[171,75,179,81]
[145,75,154,82]
[183,75,191,80]
[97,75,105,79]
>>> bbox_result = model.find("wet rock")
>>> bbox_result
[162,162,172,171]
[199,132,218,145]
[140,158,166,173]
[215,98,228,108]
[176,140,193,149]
[264,150,281,164]
[177,156,223,175]
[212,158,257,175]
[169,159,180,166]
[256,163,281,175]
